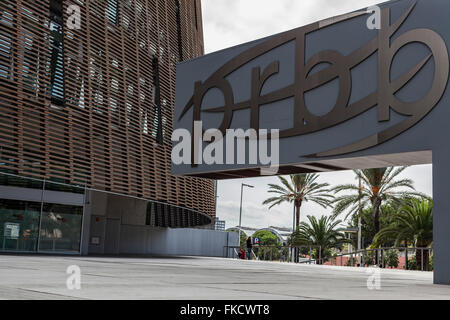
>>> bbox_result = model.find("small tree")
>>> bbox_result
[374,198,433,271]
[332,167,422,237]
[407,257,418,270]
[253,230,281,261]
[385,249,399,268]
[364,250,376,266]
[291,215,350,264]
[263,174,333,230]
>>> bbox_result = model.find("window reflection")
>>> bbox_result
[0,199,40,252]
[39,203,83,253]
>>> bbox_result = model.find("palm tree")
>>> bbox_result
[347,203,397,248]
[332,167,421,236]
[373,198,433,270]
[263,173,333,229]
[291,215,350,264]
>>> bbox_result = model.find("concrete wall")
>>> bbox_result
[83,189,225,257]
[119,225,237,257]
[88,223,237,257]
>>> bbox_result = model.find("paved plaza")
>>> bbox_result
[0,254,449,300]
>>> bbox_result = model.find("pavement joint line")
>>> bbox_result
[191,284,326,300]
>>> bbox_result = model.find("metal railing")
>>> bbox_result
[304,246,433,271]
[223,245,433,271]
[223,245,321,263]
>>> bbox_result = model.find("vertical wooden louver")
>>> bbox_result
[0,0,215,222]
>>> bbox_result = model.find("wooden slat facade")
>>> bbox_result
[0,0,215,223]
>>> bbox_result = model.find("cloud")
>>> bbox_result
[217,199,293,230]
[202,0,383,54]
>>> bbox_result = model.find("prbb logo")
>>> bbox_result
[172,121,280,175]
[177,1,449,161]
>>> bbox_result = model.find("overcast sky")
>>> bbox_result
[201,0,433,230]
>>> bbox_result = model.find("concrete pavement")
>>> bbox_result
[0,254,449,300]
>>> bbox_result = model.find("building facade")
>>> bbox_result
[0,0,215,254]
[214,217,225,231]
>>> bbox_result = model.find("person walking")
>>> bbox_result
[246,236,253,260]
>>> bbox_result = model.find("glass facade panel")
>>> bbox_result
[0,199,41,252]
[49,0,64,104]
[38,203,83,253]
[0,172,85,254]
[0,172,43,189]
[107,0,118,25]
[45,180,85,194]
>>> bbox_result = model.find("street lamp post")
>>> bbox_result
[358,176,362,266]
[214,180,219,229]
[292,203,295,263]
[238,183,254,248]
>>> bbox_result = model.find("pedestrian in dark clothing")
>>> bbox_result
[246,236,253,260]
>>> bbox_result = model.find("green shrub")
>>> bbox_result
[256,246,281,261]
[385,249,399,268]
[407,256,417,270]
[363,250,376,266]
[345,256,357,267]
[407,254,433,271]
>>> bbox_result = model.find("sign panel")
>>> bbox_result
[173,0,450,178]
[4,223,20,238]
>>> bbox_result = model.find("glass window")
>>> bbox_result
[0,32,13,80]
[45,180,85,194]
[38,203,83,253]
[49,20,64,104]
[0,172,43,189]
[175,0,183,61]
[0,199,41,252]
[107,0,118,25]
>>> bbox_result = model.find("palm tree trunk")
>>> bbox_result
[295,201,301,229]
[405,240,408,270]
[372,198,381,265]
[316,248,323,265]
[294,202,301,263]
[424,249,430,271]
[373,198,381,235]
[415,248,430,271]
[415,248,422,271]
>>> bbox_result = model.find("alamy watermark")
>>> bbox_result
[171,121,280,175]
[366,267,381,290]
[366,5,381,30]
[66,265,81,290]
[66,5,81,30]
